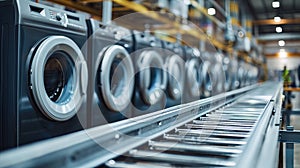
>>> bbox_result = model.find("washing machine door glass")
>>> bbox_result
[230,59,239,90]
[250,67,258,84]
[244,70,250,86]
[212,64,224,93]
[30,36,88,121]
[138,50,167,105]
[223,57,232,91]
[97,45,134,112]
[202,61,212,97]
[166,54,185,100]
[186,58,202,97]
[223,65,231,91]
[237,66,245,87]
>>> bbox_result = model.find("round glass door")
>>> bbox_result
[237,66,245,88]
[186,58,202,97]
[230,59,239,90]
[96,45,134,112]
[166,54,185,100]
[223,57,232,91]
[212,63,224,93]
[202,61,212,97]
[138,50,167,105]
[30,36,88,121]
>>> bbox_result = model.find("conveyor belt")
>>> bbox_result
[0,82,282,168]
[105,84,278,168]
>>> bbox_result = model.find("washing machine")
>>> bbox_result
[85,19,135,127]
[131,30,167,117]
[246,65,253,85]
[182,46,203,103]
[245,64,258,86]
[237,61,247,88]
[222,54,232,91]
[244,64,251,86]
[0,0,88,150]
[201,52,215,98]
[242,63,250,87]
[162,41,185,107]
[248,65,259,85]
[211,53,225,94]
[229,54,240,90]
[222,53,236,91]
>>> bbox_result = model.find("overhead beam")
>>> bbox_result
[265,52,300,58]
[260,40,300,46]
[256,9,300,16]
[112,7,130,12]
[253,19,300,25]
[257,33,300,41]
[80,0,104,4]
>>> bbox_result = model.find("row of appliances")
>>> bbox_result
[0,0,259,151]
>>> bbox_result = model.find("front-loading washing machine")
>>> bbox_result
[222,53,234,92]
[201,52,214,98]
[182,46,203,103]
[237,61,247,88]
[226,52,240,91]
[162,41,185,107]
[243,64,251,86]
[131,30,167,117]
[229,54,240,90]
[248,65,259,85]
[0,0,88,150]
[85,19,135,127]
[210,53,225,94]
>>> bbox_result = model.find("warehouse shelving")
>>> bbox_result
[46,0,267,79]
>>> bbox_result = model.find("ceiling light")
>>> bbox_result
[279,49,287,58]
[208,8,216,16]
[274,16,281,23]
[276,26,282,33]
[183,0,191,5]
[272,1,280,8]
[278,40,285,46]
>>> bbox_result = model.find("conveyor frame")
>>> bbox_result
[0,82,283,168]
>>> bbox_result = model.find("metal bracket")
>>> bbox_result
[279,129,300,143]
[279,126,298,168]
[282,110,300,115]
[281,110,300,128]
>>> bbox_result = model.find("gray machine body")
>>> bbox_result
[0,0,88,150]
[86,19,135,127]
[131,30,167,117]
